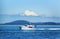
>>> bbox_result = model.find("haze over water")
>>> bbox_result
[0,15,60,24]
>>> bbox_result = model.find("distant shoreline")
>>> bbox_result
[0,20,60,25]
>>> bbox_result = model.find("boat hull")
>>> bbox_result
[21,26,35,30]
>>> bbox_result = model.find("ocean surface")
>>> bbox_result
[0,25,60,39]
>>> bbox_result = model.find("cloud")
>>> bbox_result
[24,10,39,16]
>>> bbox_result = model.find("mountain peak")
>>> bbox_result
[3,20,30,25]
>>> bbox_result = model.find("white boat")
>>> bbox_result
[21,25,35,30]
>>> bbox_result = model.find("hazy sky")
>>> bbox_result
[0,0,60,17]
[0,0,60,23]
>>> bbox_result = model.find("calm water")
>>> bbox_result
[0,25,60,39]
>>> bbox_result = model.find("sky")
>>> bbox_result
[0,0,60,23]
[0,0,60,17]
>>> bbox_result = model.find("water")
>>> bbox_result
[0,25,60,39]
